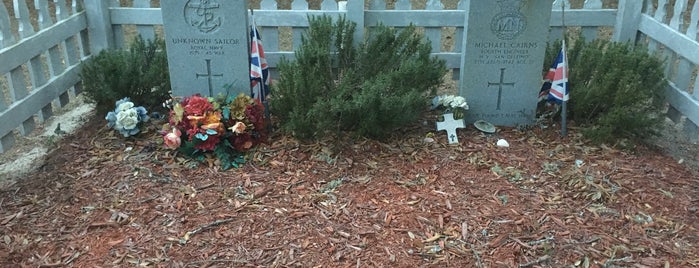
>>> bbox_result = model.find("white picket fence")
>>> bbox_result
[0,0,698,154]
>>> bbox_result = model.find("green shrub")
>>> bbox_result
[81,35,170,115]
[271,15,447,140]
[544,36,666,145]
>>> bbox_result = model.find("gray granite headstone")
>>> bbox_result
[459,0,553,126]
[162,0,250,97]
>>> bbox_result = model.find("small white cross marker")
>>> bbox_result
[436,113,465,144]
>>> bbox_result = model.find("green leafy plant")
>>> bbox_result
[80,35,170,115]
[544,35,666,145]
[271,15,447,140]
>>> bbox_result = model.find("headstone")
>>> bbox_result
[161,0,250,97]
[436,113,465,144]
[459,0,554,126]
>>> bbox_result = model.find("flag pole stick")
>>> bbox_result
[560,2,568,137]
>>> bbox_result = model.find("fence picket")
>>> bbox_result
[395,0,410,10]
[370,0,385,10]
[8,65,34,135]
[55,0,69,20]
[111,0,125,49]
[35,0,53,29]
[688,1,699,41]
[259,0,280,54]
[648,0,669,54]
[291,0,308,50]
[0,2,14,49]
[550,0,571,42]
[425,0,443,53]
[320,0,336,10]
[669,0,692,95]
[452,0,466,55]
[13,0,35,39]
[582,0,602,41]
[134,0,155,41]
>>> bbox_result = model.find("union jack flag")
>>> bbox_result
[250,13,270,102]
[539,41,569,103]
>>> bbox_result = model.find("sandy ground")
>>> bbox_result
[0,95,95,183]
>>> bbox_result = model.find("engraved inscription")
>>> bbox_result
[170,38,240,56]
[473,41,538,65]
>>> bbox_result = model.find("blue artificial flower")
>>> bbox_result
[105,97,149,138]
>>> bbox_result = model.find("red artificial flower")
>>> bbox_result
[183,95,213,116]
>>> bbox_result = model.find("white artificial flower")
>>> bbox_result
[450,96,469,110]
[442,95,455,107]
[117,101,135,112]
[116,109,139,130]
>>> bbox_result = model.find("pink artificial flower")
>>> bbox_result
[229,122,247,134]
[164,128,182,149]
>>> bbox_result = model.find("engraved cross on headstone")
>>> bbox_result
[436,113,465,144]
[487,68,515,110]
[196,59,223,97]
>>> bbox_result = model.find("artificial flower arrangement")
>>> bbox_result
[161,93,267,170]
[432,94,469,119]
[105,97,149,137]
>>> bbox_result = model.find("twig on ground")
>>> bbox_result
[519,255,550,268]
[527,235,555,246]
[185,259,248,267]
[602,256,632,267]
[180,217,236,244]
[469,243,483,268]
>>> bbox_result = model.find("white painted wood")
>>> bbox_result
[639,15,699,66]
[687,1,699,40]
[395,0,410,10]
[13,0,35,39]
[109,7,162,25]
[291,0,308,51]
[0,13,86,75]
[584,0,602,9]
[425,0,443,53]
[370,0,385,10]
[612,0,643,42]
[552,0,571,9]
[669,0,688,31]
[346,0,364,46]
[54,0,69,20]
[666,81,699,127]
[258,2,280,52]
[452,0,467,54]
[134,0,155,41]
[581,0,602,41]
[0,64,81,141]
[0,2,14,49]
[320,0,337,10]
[655,0,669,22]
[35,0,53,29]
[83,0,115,52]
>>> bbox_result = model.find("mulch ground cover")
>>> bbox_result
[1,113,698,267]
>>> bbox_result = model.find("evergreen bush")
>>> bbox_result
[271,15,446,140]
[543,36,666,145]
[81,35,170,115]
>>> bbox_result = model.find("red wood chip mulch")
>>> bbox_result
[1,114,697,267]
